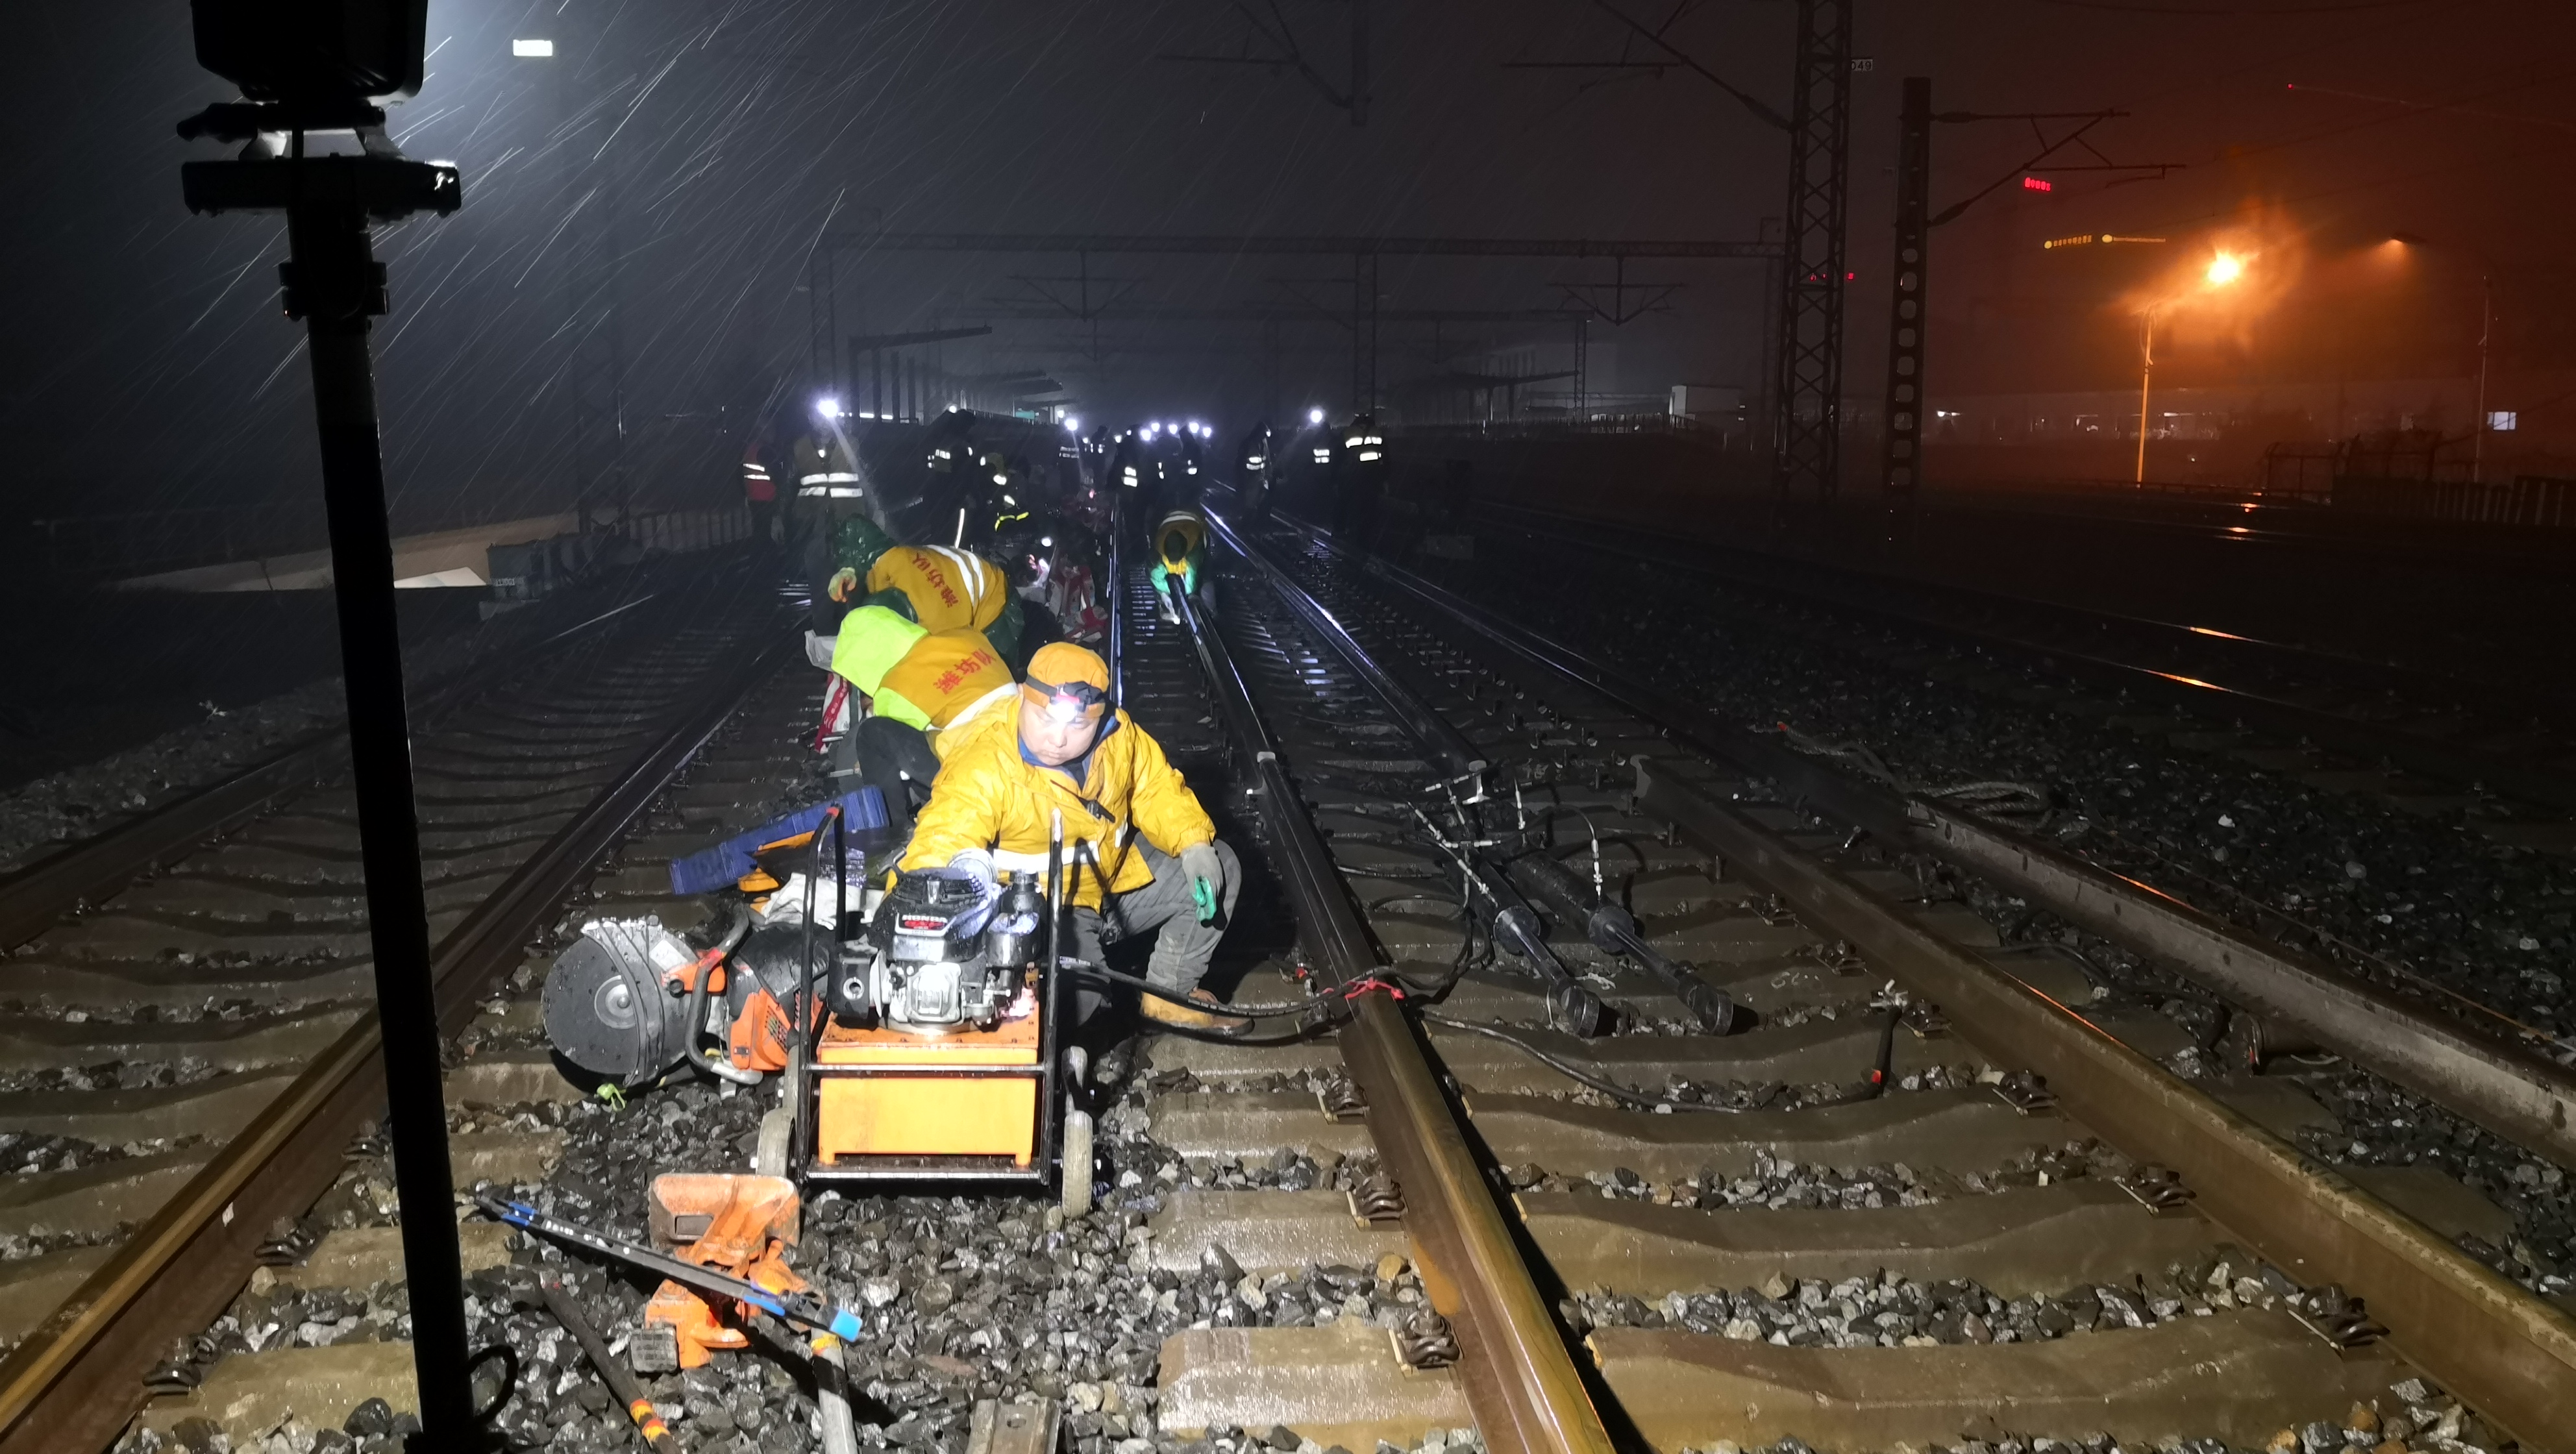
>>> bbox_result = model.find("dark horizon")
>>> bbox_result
[6,0,2569,528]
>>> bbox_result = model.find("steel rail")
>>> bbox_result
[1632,759,2576,1453]
[1476,503,2576,813]
[0,625,798,1453]
[1285,511,2576,1171]
[1161,574,1615,1454]
[1202,511,1485,776]
[0,587,667,952]
[1247,507,2576,1448]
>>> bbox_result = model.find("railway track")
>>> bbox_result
[0,565,808,1451]
[1110,506,2573,1453]
[64,507,2576,1454]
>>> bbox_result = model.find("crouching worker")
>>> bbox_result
[1148,508,1213,625]
[826,517,1032,670]
[901,641,1246,1033]
[828,606,1017,838]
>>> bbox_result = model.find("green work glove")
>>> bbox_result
[1181,843,1224,925]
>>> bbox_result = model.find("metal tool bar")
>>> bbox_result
[1163,556,1615,1454]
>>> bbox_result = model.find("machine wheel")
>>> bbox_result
[754,1106,793,1179]
[1058,1108,1095,1220]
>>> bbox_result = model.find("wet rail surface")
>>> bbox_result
[0,573,802,1452]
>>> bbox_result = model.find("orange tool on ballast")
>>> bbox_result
[631,1174,806,1372]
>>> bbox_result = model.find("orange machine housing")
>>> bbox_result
[813,1010,1042,1166]
[639,1174,804,1370]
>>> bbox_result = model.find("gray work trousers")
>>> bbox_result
[1067,840,1241,1020]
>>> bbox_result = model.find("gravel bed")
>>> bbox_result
[0,1224,134,1264]
[1497,1139,2133,1209]
[1561,1244,2305,1347]
[0,1056,233,1095]
[0,680,347,877]
[0,1130,195,1178]
[1684,1375,2499,1454]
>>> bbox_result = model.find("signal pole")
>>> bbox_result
[1880,77,1931,495]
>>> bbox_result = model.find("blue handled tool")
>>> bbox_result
[475,1194,865,1344]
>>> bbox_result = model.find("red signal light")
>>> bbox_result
[2022,176,2053,192]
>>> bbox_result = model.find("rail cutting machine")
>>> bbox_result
[543,802,1093,1213]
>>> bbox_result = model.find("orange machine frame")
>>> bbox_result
[811,1011,1044,1168]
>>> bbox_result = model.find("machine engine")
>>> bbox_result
[826,867,1042,1032]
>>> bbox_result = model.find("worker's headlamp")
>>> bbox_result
[1022,676,1108,724]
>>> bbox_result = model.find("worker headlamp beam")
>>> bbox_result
[1022,678,1107,724]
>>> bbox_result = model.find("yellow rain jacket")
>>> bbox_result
[829,608,1014,744]
[868,546,1009,637]
[900,706,1214,909]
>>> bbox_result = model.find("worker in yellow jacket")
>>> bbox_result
[902,641,1245,1032]
[824,517,1031,669]
[1148,508,1212,624]
[828,606,1017,837]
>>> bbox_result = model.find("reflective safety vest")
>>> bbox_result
[867,546,1009,637]
[794,434,863,499]
[1344,429,1385,464]
[741,446,776,504]
[829,609,1014,739]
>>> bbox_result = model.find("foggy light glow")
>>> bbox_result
[2206,253,2245,286]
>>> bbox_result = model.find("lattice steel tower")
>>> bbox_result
[1768,0,1855,500]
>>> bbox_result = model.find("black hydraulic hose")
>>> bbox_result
[539,1277,675,1449]
[1057,959,1340,1018]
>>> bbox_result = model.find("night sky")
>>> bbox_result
[3,0,2566,527]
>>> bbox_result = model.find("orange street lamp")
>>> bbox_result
[2135,251,2246,484]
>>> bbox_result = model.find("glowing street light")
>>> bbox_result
[512,38,554,57]
[2135,250,2248,484]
